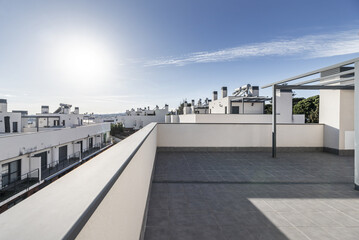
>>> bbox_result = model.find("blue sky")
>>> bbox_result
[1,0,359,114]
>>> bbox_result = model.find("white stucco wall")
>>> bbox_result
[276,90,293,123]
[157,123,323,148]
[208,96,231,114]
[319,89,355,150]
[77,123,157,240]
[178,114,305,124]
[0,112,22,133]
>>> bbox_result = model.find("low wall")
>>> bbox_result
[77,124,157,240]
[178,114,305,124]
[157,123,323,148]
[0,123,157,240]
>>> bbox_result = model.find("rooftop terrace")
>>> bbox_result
[145,151,357,240]
[0,122,358,240]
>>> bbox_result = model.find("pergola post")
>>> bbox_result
[355,61,359,190]
[272,85,277,158]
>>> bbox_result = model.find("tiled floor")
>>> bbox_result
[144,151,359,240]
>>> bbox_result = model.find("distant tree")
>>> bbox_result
[110,123,124,136]
[293,95,319,123]
[264,104,272,114]
[292,97,305,108]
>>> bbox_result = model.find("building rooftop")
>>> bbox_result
[145,151,357,240]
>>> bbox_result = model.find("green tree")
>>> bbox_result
[264,104,272,114]
[292,97,305,108]
[293,95,319,123]
[110,123,124,136]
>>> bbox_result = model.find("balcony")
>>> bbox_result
[0,122,357,239]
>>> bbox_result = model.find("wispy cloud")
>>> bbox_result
[146,30,359,67]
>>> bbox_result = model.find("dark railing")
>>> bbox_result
[42,142,111,179]
[41,151,81,180]
[0,169,40,202]
[82,142,110,159]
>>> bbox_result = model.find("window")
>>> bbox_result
[1,160,21,187]
[232,106,240,114]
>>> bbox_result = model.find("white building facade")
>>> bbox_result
[95,105,169,130]
[0,100,111,207]
[172,85,305,124]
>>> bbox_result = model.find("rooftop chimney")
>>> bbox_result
[213,91,218,101]
[191,99,195,106]
[0,99,7,113]
[74,107,79,114]
[221,86,227,98]
[41,105,49,114]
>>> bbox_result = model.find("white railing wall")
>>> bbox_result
[158,123,323,148]
[76,124,157,240]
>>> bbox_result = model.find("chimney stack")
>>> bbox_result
[221,86,227,98]
[213,91,218,101]
[41,105,49,114]
[74,107,79,114]
[0,99,7,113]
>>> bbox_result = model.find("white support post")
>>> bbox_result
[355,61,359,189]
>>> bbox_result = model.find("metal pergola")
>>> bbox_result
[261,57,358,158]
[22,115,61,132]
[231,97,272,114]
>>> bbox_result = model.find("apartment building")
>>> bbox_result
[95,104,169,130]
[0,101,111,208]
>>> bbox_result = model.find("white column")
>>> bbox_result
[355,61,359,189]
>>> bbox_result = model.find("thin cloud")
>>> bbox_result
[146,30,359,67]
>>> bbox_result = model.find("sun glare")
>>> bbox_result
[53,35,113,83]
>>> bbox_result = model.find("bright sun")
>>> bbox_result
[53,35,113,82]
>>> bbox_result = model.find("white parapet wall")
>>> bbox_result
[76,123,157,240]
[0,123,157,240]
[157,123,323,148]
[178,114,305,124]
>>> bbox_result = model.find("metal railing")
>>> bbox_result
[42,151,81,180]
[0,169,40,202]
[82,142,111,159]
[42,142,111,179]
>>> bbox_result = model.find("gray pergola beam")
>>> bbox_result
[262,57,359,89]
[276,85,354,90]
[291,69,354,86]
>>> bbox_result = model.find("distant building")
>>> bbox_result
[0,100,111,207]
[172,84,305,124]
[94,104,169,130]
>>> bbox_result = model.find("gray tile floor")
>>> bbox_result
[144,151,359,240]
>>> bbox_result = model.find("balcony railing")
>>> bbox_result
[41,151,81,180]
[0,169,40,203]
[81,142,111,160]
